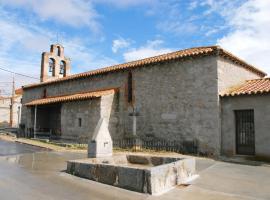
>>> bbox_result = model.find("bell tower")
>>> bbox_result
[40,44,71,82]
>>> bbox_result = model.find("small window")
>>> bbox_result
[127,72,133,103]
[43,89,47,98]
[78,118,82,127]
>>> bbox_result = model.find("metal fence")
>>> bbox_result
[113,138,198,155]
[16,128,198,155]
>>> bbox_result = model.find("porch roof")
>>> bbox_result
[221,78,270,97]
[25,88,116,106]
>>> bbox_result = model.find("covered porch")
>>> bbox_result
[24,88,118,141]
[30,104,61,138]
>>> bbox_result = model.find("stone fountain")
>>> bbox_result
[66,118,198,195]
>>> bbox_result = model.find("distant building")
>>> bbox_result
[0,88,22,127]
[21,44,270,159]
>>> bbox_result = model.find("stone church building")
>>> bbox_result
[21,44,270,158]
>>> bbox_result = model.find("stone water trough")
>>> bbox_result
[66,118,197,195]
[66,155,196,195]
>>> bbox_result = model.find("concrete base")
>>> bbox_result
[66,154,197,195]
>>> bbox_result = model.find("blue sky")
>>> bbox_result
[0,0,270,92]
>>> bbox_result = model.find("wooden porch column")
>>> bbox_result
[34,105,37,138]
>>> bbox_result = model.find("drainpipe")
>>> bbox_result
[34,105,37,138]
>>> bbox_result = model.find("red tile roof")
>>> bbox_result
[222,78,270,97]
[15,88,23,95]
[23,45,266,90]
[25,88,116,106]
[0,88,22,100]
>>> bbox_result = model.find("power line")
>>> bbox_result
[0,66,39,80]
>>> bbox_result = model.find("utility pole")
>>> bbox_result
[9,76,15,127]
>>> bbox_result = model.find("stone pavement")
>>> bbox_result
[151,160,270,200]
[0,139,269,200]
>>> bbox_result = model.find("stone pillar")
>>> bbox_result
[88,118,113,158]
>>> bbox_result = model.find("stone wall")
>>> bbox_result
[217,57,261,95]
[21,54,263,156]
[60,93,119,141]
[21,70,128,139]
[133,56,220,155]
[217,57,263,156]
[221,94,270,158]
[61,99,100,141]
[22,55,220,155]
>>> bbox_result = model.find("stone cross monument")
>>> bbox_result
[88,118,113,158]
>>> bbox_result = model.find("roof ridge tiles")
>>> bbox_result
[23,45,266,90]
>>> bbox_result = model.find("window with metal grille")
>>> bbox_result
[127,72,133,103]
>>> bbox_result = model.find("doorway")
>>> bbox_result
[235,109,255,155]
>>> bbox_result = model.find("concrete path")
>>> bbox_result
[0,140,269,200]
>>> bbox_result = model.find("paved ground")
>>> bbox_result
[0,139,269,200]
[0,140,48,156]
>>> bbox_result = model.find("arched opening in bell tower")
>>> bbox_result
[48,58,55,77]
[60,60,66,77]
[57,46,61,57]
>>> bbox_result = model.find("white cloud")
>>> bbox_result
[152,1,199,36]
[1,0,100,32]
[0,9,51,88]
[157,21,198,35]
[93,0,155,8]
[112,38,131,53]
[63,39,118,72]
[213,0,270,75]
[188,1,199,10]
[0,8,117,89]
[123,40,173,62]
